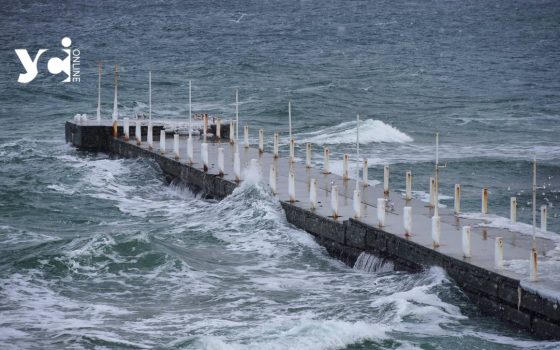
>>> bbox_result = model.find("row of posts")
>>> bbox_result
[121,119,543,281]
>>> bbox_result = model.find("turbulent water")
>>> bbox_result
[1,0,560,349]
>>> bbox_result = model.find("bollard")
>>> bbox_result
[289,138,295,163]
[403,206,412,236]
[541,205,548,231]
[342,154,349,180]
[510,197,517,224]
[187,136,194,164]
[218,148,225,176]
[289,171,296,202]
[310,178,318,210]
[234,152,241,182]
[405,171,412,200]
[462,226,471,258]
[201,143,209,172]
[432,215,440,248]
[429,177,435,207]
[530,247,539,281]
[454,184,461,215]
[229,120,235,144]
[273,133,279,158]
[482,187,489,214]
[377,198,386,227]
[123,118,130,141]
[244,125,249,148]
[147,123,153,150]
[216,118,221,139]
[160,130,166,154]
[323,148,330,174]
[363,159,369,187]
[383,164,389,194]
[258,129,264,153]
[306,143,312,168]
[353,189,361,219]
[269,164,277,194]
[173,134,180,160]
[135,121,142,145]
[331,185,339,219]
[495,237,504,269]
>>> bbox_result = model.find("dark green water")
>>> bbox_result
[1,0,560,348]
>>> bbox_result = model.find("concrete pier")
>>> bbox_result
[65,119,560,339]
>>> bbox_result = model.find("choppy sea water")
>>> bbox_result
[1,1,560,349]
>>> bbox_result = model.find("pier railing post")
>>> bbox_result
[495,237,504,269]
[289,171,296,202]
[234,151,241,182]
[216,118,221,139]
[454,184,461,215]
[331,185,339,219]
[383,164,389,195]
[229,120,235,144]
[353,189,361,218]
[135,121,142,145]
[462,226,471,258]
[405,171,412,200]
[377,198,386,227]
[201,142,209,172]
[123,117,130,141]
[173,134,180,160]
[273,133,279,158]
[159,130,166,154]
[306,143,312,168]
[362,159,368,186]
[530,247,539,281]
[403,206,412,236]
[259,129,264,154]
[289,138,295,163]
[323,148,330,174]
[429,177,435,207]
[343,154,349,180]
[482,187,489,214]
[432,215,441,248]
[511,197,517,223]
[541,205,548,231]
[244,125,249,148]
[310,178,317,210]
[147,123,153,150]
[269,164,277,194]
[218,147,224,176]
[187,136,194,164]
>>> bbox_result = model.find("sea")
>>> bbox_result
[1,0,560,349]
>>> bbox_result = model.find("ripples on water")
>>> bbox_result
[1,0,560,348]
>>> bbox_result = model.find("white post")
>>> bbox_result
[187,80,194,164]
[331,185,339,219]
[289,171,296,202]
[96,62,101,121]
[383,164,389,194]
[201,142,209,171]
[362,159,369,187]
[188,80,192,137]
[310,178,318,210]
[541,205,548,231]
[234,152,241,182]
[216,118,221,139]
[288,101,294,162]
[511,197,517,223]
[244,125,249,148]
[405,171,412,200]
[229,120,235,144]
[353,189,361,218]
[306,143,312,168]
[269,164,277,194]
[135,120,141,145]
[495,237,504,269]
[273,133,279,158]
[289,138,295,163]
[454,184,461,215]
[429,177,435,207]
[258,129,264,153]
[323,148,330,174]
[173,134,180,160]
[377,198,386,227]
[462,226,471,258]
[432,215,441,248]
[342,154,349,180]
[218,148,224,176]
[530,247,539,281]
[482,187,489,214]
[112,65,118,121]
[123,117,130,141]
[403,206,412,236]
[203,114,208,142]
[159,130,166,154]
[235,90,239,147]
[147,123,153,149]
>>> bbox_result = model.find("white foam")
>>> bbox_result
[301,119,413,145]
